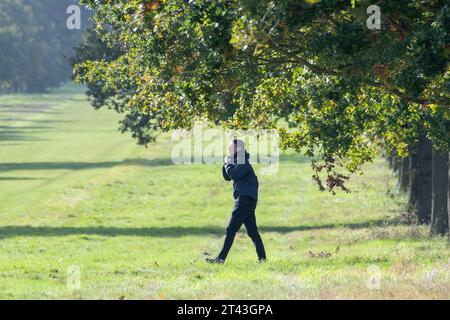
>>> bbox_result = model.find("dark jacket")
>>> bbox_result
[222,152,259,200]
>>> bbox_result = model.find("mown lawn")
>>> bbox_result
[0,88,449,299]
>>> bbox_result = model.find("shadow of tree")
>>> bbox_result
[0,126,51,130]
[0,109,61,115]
[0,158,174,172]
[0,219,397,239]
[0,177,46,181]
[0,130,48,142]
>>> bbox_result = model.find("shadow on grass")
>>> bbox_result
[0,177,46,181]
[29,119,74,124]
[0,119,74,124]
[0,158,174,172]
[0,219,396,239]
[0,121,53,142]
[0,130,48,142]
[0,126,52,130]
[0,109,61,115]
[0,117,32,122]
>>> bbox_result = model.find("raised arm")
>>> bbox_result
[222,165,231,181]
[225,163,250,180]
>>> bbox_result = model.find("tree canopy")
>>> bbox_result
[73,0,449,191]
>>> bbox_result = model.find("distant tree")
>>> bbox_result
[23,0,92,92]
[0,0,91,93]
[431,149,448,235]
[0,0,36,92]
[448,155,450,241]
[407,134,432,224]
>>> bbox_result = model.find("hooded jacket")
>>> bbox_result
[222,151,259,200]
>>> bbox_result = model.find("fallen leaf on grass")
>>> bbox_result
[309,250,332,259]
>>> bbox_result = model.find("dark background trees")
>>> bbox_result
[0,0,91,93]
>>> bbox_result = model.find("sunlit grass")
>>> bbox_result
[0,89,448,299]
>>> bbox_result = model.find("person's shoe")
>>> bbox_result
[257,258,267,264]
[205,257,225,264]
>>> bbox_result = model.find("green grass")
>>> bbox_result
[0,88,449,299]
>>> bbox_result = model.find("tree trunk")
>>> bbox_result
[393,156,401,174]
[408,147,419,215]
[388,155,394,169]
[408,134,433,224]
[448,153,450,241]
[399,156,409,192]
[431,149,449,236]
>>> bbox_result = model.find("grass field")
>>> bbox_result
[0,88,449,299]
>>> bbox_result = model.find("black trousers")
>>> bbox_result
[218,195,266,260]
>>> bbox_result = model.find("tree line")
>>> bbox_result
[389,138,448,237]
[71,0,449,237]
[0,0,90,93]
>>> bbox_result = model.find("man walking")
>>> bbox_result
[206,139,267,264]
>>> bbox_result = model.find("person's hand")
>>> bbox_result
[224,155,234,165]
